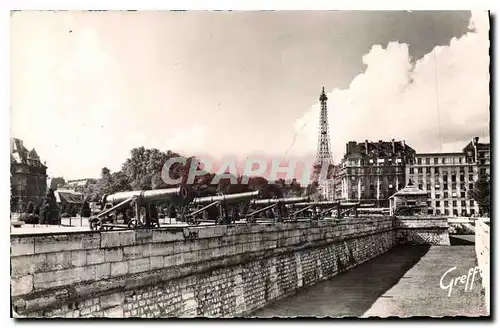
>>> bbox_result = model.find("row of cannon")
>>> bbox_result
[89,186,385,231]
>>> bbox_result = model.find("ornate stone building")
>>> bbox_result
[10,138,48,212]
[334,139,416,207]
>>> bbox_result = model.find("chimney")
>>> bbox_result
[401,140,406,148]
[365,140,369,155]
[391,138,395,153]
[473,137,479,162]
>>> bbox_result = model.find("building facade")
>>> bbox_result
[405,137,490,216]
[335,139,416,207]
[10,138,48,212]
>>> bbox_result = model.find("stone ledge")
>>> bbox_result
[12,228,393,314]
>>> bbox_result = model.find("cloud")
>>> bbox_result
[163,123,208,155]
[292,10,490,163]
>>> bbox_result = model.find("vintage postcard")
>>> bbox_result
[9,9,490,319]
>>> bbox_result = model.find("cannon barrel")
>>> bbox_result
[103,186,193,205]
[292,201,361,207]
[293,200,339,207]
[192,190,260,205]
[251,196,310,206]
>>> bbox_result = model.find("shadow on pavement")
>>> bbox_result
[449,235,475,245]
[250,245,430,318]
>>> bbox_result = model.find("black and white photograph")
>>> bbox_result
[8,7,491,319]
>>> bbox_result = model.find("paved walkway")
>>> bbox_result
[251,245,488,318]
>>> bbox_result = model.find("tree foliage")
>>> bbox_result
[79,147,306,204]
[468,174,490,216]
[50,177,66,190]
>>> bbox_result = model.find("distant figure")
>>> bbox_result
[80,200,91,218]
[26,201,34,214]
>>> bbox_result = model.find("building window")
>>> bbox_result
[451,175,456,182]
[452,183,457,190]
[426,184,431,191]
[444,183,448,190]
[461,192,466,198]
[444,209,449,215]
[434,158,438,164]
[428,209,434,215]
[459,158,463,164]
[441,158,445,164]
[453,210,458,216]
[444,192,448,198]
[409,167,414,174]
[468,174,474,181]
[417,158,422,165]
[425,167,430,174]
[443,175,448,182]
[471,208,475,215]
[418,184,423,189]
[460,183,465,190]
[436,209,441,215]
[480,160,486,165]
[480,168,486,175]
[444,200,449,207]
[418,168,423,174]
[435,193,440,199]
[461,200,466,206]
[469,183,474,190]
[460,175,465,182]
[436,201,441,207]
[426,158,430,165]
[470,200,474,206]
[452,200,457,207]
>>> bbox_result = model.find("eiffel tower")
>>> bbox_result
[311,87,334,200]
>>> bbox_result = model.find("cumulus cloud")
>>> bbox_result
[292,10,490,163]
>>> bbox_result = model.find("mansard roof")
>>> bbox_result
[28,148,40,160]
[10,138,46,168]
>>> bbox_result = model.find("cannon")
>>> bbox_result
[288,201,361,220]
[181,191,260,225]
[89,186,194,230]
[244,197,310,223]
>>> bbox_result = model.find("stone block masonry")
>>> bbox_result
[475,218,490,314]
[395,216,450,246]
[11,216,448,318]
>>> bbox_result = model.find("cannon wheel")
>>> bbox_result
[187,217,200,226]
[127,219,138,229]
[89,218,100,231]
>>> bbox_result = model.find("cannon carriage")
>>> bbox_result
[243,197,311,223]
[286,200,361,220]
[180,191,260,225]
[89,186,194,231]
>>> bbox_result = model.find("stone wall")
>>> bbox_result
[395,216,450,245]
[475,218,490,314]
[11,216,448,318]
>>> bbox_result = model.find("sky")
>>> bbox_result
[10,10,490,180]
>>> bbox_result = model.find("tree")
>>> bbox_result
[110,171,132,193]
[95,167,113,197]
[50,177,66,190]
[468,174,490,216]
